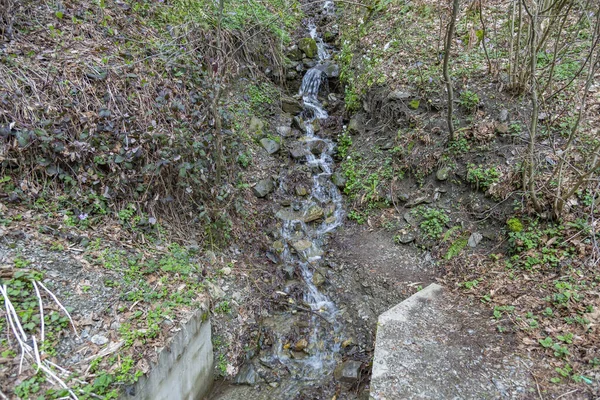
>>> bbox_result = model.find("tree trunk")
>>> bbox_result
[443,0,460,142]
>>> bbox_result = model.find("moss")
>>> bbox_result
[507,217,524,233]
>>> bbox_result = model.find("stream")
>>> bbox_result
[210,2,347,398]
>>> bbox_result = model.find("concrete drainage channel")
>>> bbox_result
[123,309,214,400]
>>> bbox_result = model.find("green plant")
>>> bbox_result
[466,164,500,191]
[459,90,480,112]
[417,207,449,240]
[337,131,353,159]
[506,217,524,232]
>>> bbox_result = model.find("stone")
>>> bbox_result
[221,267,232,276]
[234,364,260,385]
[387,90,412,101]
[290,145,306,159]
[249,116,264,134]
[287,47,303,61]
[499,108,509,122]
[312,270,326,287]
[331,171,347,189]
[260,138,280,155]
[205,250,217,265]
[252,179,274,198]
[272,240,284,253]
[292,116,307,132]
[397,193,410,202]
[436,167,451,181]
[316,60,340,78]
[308,139,328,155]
[302,58,317,69]
[395,230,416,244]
[90,335,109,346]
[295,185,309,196]
[303,204,324,222]
[294,338,308,351]
[334,360,362,383]
[323,31,336,43]
[291,240,323,260]
[403,211,418,227]
[406,195,430,208]
[347,117,363,135]
[495,122,509,134]
[298,37,318,58]
[468,232,483,248]
[207,282,226,299]
[276,126,291,136]
[286,71,298,80]
[281,96,303,115]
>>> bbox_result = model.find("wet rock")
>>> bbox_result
[294,338,309,351]
[252,179,274,198]
[495,123,509,135]
[302,58,317,69]
[316,60,340,78]
[249,116,264,134]
[303,204,324,222]
[436,167,451,181]
[334,360,362,383]
[260,138,280,155]
[468,232,483,248]
[282,96,303,115]
[298,37,318,58]
[308,139,328,155]
[295,185,309,196]
[291,240,324,260]
[312,270,326,287]
[387,90,412,101]
[234,364,261,386]
[499,108,509,122]
[332,171,347,189]
[90,335,108,346]
[323,31,336,43]
[272,240,284,253]
[292,116,307,132]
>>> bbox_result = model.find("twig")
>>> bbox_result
[37,281,78,337]
[32,281,45,342]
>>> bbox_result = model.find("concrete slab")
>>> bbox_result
[371,284,533,399]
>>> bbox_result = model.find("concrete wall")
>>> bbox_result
[125,310,213,400]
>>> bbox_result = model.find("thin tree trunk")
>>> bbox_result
[443,0,460,142]
[212,0,225,185]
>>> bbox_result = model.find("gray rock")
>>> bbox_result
[395,230,416,244]
[291,240,323,260]
[281,96,303,115]
[316,60,340,78]
[436,167,451,181]
[334,360,362,383]
[292,116,307,132]
[332,171,347,189]
[286,71,298,80]
[276,126,292,136]
[290,145,307,159]
[234,364,261,386]
[252,179,274,198]
[468,232,483,248]
[205,250,217,265]
[406,195,430,208]
[302,58,317,69]
[298,37,318,58]
[312,270,326,287]
[403,211,418,227]
[260,138,280,155]
[249,116,264,134]
[308,139,328,155]
[387,90,412,101]
[207,282,226,299]
[287,47,303,61]
[90,335,109,346]
[397,193,410,202]
[347,117,364,135]
[499,109,509,122]
[303,204,324,222]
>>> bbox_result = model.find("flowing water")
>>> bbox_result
[210,3,345,398]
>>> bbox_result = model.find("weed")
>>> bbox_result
[466,164,500,191]
[459,90,479,112]
[416,207,449,240]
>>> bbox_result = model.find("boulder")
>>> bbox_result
[234,364,261,386]
[276,126,292,136]
[303,204,324,222]
[260,138,280,155]
[292,116,307,132]
[281,96,303,115]
[290,144,307,159]
[252,179,274,198]
[298,37,318,58]
[468,232,483,248]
